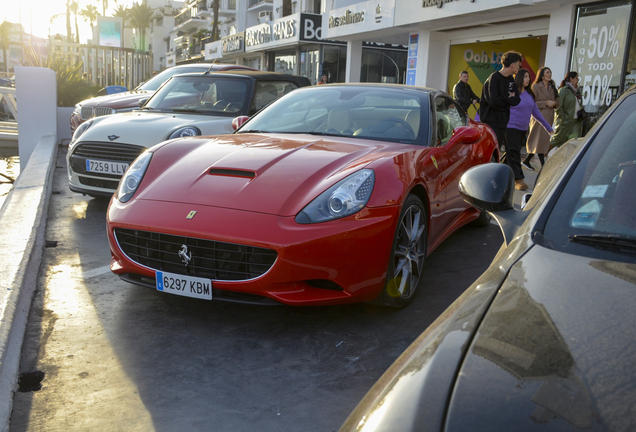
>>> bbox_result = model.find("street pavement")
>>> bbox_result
[9,147,538,432]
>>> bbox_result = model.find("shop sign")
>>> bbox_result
[571,2,631,112]
[245,16,298,50]
[325,0,394,38]
[222,32,245,54]
[166,53,175,67]
[422,0,474,8]
[328,10,365,28]
[205,40,223,60]
[300,13,323,42]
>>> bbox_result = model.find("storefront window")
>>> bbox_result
[300,45,320,84]
[322,45,347,84]
[570,0,632,120]
[274,50,297,74]
[360,49,407,84]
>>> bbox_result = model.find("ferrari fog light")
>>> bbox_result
[117,151,153,203]
[296,169,375,224]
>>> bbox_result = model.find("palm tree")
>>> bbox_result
[50,0,75,43]
[80,5,101,37]
[0,21,11,73]
[100,0,109,16]
[211,0,220,41]
[70,0,81,43]
[128,1,154,51]
[112,2,130,47]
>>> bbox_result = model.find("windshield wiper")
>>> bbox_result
[305,131,346,137]
[239,129,271,134]
[170,109,201,113]
[568,234,636,252]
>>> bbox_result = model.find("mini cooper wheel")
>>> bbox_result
[373,195,428,308]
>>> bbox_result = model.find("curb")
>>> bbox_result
[0,135,57,431]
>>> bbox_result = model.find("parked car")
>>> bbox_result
[67,70,310,197]
[339,85,636,430]
[69,63,255,131]
[105,83,499,307]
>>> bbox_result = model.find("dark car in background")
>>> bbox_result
[339,84,636,430]
[70,63,255,131]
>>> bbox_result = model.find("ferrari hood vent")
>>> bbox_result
[208,168,256,178]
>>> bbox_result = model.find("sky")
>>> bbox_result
[1,0,136,43]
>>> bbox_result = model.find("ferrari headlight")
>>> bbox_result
[71,119,93,144]
[117,151,153,203]
[296,169,375,224]
[167,126,201,140]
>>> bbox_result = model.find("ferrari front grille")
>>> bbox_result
[114,228,278,281]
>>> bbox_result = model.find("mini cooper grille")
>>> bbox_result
[73,142,146,162]
[94,107,115,117]
[114,228,278,281]
[79,177,120,190]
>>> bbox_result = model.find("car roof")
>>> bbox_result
[172,70,312,87]
[170,63,255,71]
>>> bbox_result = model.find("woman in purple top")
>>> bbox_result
[505,69,553,190]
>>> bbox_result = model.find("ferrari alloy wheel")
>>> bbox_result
[373,195,428,308]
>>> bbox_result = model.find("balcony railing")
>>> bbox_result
[220,0,237,10]
[248,0,273,8]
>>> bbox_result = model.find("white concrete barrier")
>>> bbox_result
[16,67,57,170]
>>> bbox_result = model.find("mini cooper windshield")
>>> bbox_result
[143,76,249,116]
[239,86,428,144]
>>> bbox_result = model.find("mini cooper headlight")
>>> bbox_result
[296,169,375,224]
[70,119,93,144]
[167,126,201,140]
[117,151,153,203]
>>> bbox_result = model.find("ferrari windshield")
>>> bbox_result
[143,76,249,116]
[544,93,636,261]
[239,86,428,144]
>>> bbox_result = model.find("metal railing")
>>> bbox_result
[248,0,273,8]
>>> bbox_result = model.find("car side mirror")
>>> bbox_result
[139,98,149,107]
[451,126,481,145]
[458,163,515,212]
[232,115,250,130]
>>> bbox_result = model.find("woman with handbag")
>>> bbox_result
[549,71,582,151]
[523,67,559,170]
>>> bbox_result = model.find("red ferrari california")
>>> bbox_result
[106,84,498,307]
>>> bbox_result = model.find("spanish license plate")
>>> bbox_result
[85,159,129,174]
[156,271,213,300]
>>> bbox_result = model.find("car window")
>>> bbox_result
[543,93,636,261]
[239,86,427,144]
[136,66,208,91]
[434,95,467,146]
[251,81,299,114]
[145,76,249,116]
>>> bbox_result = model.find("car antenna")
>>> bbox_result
[204,62,217,75]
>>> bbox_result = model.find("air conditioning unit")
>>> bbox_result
[259,11,273,23]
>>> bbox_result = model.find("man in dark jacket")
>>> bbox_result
[453,71,480,114]
[479,50,522,162]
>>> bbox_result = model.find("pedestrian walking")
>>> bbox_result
[506,69,553,190]
[550,71,582,151]
[453,70,480,115]
[317,74,328,85]
[523,67,558,170]
[479,51,522,160]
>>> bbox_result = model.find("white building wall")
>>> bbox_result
[543,3,577,86]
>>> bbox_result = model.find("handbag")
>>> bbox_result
[577,108,589,121]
